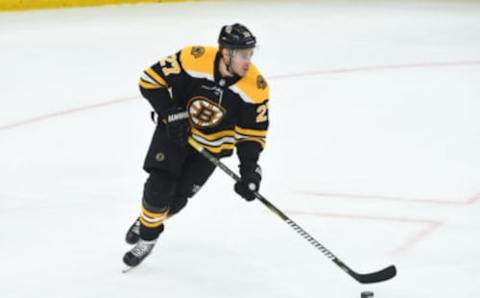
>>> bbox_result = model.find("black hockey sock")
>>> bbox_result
[140,222,164,241]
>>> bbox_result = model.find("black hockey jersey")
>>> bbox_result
[139,46,269,158]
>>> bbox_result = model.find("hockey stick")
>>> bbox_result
[188,137,397,284]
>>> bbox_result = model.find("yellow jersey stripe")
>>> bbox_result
[202,143,236,154]
[139,79,162,89]
[235,126,268,137]
[145,68,168,87]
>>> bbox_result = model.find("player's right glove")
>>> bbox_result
[161,106,190,148]
[234,165,262,201]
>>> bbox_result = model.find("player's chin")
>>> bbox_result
[238,68,249,76]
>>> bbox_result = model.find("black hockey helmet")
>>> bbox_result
[218,23,256,49]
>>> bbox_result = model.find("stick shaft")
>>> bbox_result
[188,137,396,283]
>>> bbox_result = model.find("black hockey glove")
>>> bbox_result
[234,165,262,201]
[161,106,190,148]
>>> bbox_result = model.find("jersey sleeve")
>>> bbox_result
[235,99,269,174]
[235,100,269,149]
[138,51,185,113]
[139,50,184,89]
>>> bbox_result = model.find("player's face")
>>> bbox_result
[230,48,254,76]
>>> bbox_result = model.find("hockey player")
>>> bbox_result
[123,23,269,267]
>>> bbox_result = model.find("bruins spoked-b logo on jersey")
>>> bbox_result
[187,96,226,128]
[191,46,205,59]
[257,75,267,90]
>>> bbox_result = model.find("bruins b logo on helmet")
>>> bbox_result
[256,75,267,90]
[191,46,205,59]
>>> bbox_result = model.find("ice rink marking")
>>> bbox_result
[297,191,480,206]
[287,210,443,255]
[1,60,479,132]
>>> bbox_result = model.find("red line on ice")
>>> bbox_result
[390,221,443,255]
[269,60,480,79]
[297,191,480,206]
[0,96,138,131]
[287,210,443,254]
[1,60,479,131]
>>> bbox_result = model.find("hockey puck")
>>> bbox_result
[361,291,374,298]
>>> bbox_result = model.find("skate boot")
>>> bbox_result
[125,218,140,245]
[123,238,157,267]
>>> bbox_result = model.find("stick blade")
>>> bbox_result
[353,265,397,284]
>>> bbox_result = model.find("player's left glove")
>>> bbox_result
[234,165,262,201]
[161,106,190,148]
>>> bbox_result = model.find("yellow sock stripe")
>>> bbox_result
[142,206,169,219]
[234,126,267,137]
[145,68,168,87]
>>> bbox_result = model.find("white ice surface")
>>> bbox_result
[1,1,480,297]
